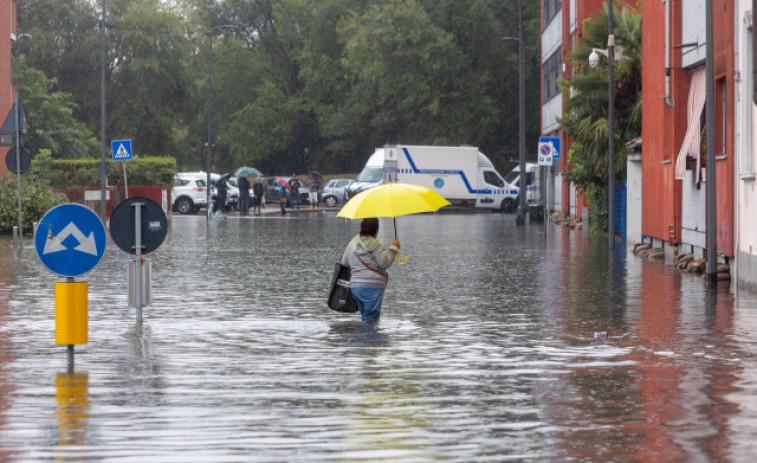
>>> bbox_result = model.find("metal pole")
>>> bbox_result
[13,34,29,251]
[206,33,214,227]
[66,276,75,372]
[100,0,107,222]
[517,0,526,225]
[705,0,717,278]
[607,1,616,250]
[206,25,238,230]
[133,202,143,324]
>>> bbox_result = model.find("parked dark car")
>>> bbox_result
[264,177,311,207]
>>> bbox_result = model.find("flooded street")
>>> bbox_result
[1,211,757,462]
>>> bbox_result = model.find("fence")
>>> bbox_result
[53,186,171,218]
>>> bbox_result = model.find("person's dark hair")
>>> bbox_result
[360,218,379,236]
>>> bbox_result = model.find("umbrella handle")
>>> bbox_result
[396,253,408,265]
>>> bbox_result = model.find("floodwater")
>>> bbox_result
[1,211,756,462]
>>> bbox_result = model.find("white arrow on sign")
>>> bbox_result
[43,222,98,256]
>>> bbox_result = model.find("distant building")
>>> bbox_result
[0,0,18,176]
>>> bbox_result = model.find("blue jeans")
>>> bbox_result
[351,287,385,323]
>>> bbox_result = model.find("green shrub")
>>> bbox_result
[0,173,66,234]
[43,156,176,189]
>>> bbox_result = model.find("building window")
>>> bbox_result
[543,0,562,26]
[543,48,562,102]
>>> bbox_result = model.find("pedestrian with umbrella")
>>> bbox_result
[237,176,250,215]
[215,173,231,215]
[341,218,400,323]
[336,182,450,322]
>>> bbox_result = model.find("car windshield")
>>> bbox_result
[356,167,383,182]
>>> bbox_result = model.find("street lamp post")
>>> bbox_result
[606,2,616,251]
[99,0,115,222]
[206,25,238,227]
[502,0,526,224]
[13,33,31,251]
[588,2,622,250]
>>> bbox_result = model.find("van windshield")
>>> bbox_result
[356,167,383,183]
[504,170,520,185]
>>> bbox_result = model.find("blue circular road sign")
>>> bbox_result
[35,203,107,277]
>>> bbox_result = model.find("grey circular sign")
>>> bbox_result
[97,160,110,175]
[109,197,168,255]
[5,148,31,174]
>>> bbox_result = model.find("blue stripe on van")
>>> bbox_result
[401,147,495,195]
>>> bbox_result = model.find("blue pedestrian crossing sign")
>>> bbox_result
[111,139,132,161]
[35,203,107,277]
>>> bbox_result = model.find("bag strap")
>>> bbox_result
[357,255,388,280]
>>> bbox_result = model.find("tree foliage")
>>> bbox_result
[18,0,543,176]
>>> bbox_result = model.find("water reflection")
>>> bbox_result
[54,371,89,461]
[0,213,755,461]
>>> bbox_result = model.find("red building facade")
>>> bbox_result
[642,0,735,259]
[0,0,16,177]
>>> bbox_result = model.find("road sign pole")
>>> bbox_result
[133,201,143,324]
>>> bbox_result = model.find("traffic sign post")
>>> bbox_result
[109,197,168,324]
[112,139,132,200]
[111,139,132,161]
[35,203,107,371]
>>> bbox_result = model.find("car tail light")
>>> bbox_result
[193,187,205,191]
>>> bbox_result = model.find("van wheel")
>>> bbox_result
[501,198,517,213]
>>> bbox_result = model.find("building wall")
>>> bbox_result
[0,0,15,175]
[642,0,684,246]
[735,2,757,290]
[643,0,735,261]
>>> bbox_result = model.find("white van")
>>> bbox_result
[503,163,541,204]
[346,145,518,212]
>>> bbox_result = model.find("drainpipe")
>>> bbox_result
[664,0,675,108]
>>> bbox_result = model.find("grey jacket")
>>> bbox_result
[341,235,399,289]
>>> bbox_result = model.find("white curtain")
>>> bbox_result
[674,68,707,180]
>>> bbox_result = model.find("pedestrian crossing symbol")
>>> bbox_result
[111,139,133,161]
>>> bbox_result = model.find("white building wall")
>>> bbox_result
[735,2,757,291]
[627,155,643,244]
[680,169,707,255]
[542,96,562,134]
[542,13,562,135]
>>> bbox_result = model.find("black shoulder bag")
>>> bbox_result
[327,263,357,312]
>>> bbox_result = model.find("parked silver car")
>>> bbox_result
[321,179,352,207]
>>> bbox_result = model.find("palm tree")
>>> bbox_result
[558,0,641,234]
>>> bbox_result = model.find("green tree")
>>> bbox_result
[559,1,641,234]
[18,61,99,158]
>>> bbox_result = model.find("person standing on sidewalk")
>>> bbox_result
[308,172,321,209]
[289,174,300,210]
[216,176,229,214]
[252,177,265,215]
[238,175,250,215]
[278,183,288,215]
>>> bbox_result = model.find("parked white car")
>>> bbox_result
[172,172,209,214]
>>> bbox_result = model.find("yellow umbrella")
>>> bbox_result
[337,183,451,264]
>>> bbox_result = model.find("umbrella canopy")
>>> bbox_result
[234,166,264,178]
[276,177,291,190]
[216,172,231,184]
[337,183,451,220]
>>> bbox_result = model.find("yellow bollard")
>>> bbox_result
[55,282,88,345]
